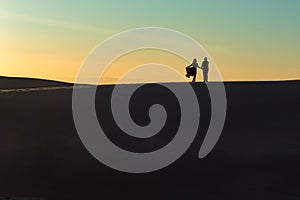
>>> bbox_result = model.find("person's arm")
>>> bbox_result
[200,62,204,69]
[186,64,192,68]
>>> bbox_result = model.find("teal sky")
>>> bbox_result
[1,0,300,82]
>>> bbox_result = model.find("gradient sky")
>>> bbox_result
[1,0,300,83]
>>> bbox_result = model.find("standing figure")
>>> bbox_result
[185,58,200,82]
[201,57,209,82]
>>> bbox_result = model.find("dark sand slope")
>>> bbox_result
[0,78,300,200]
[0,76,72,90]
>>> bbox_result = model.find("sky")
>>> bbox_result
[1,0,300,84]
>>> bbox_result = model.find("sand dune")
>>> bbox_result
[0,86,74,94]
[0,77,299,200]
[0,76,72,90]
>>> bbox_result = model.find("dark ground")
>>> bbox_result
[0,77,300,200]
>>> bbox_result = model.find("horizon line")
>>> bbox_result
[0,75,300,87]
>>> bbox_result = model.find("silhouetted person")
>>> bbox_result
[186,58,200,82]
[201,57,209,82]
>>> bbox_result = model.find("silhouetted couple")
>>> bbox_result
[185,57,209,83]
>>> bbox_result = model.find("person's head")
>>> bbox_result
[193,58,197,63]
[204,57,207,61]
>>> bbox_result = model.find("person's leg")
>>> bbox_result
[192,73,196,82]
[203,71,208,82]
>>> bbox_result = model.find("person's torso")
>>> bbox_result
[202,61,209,70]
[192,62,199,69]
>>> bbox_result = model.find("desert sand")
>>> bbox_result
[0,77,299,200]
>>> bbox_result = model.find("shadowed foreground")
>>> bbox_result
[0,78,300,200]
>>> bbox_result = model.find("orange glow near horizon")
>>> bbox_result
[99,49,191,84]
